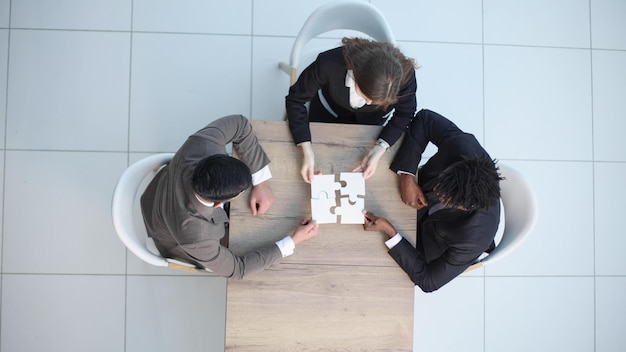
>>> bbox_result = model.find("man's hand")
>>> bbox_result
[300,142,315,183]
[400,174,428,209]
[353,144,385,180]
[291,218,319,245]
[249,181,274,216]
[363,210,396,238]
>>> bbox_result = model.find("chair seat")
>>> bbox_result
[464,164,537,272]
[279,0,395,85]
[111,153,213,274]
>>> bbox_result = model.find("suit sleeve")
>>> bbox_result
[181,239,283,280]
[378,69,417,146]
[285,54,327,145]
[390,109,467,174]
[387,237,481,292]
[189,114,270,174]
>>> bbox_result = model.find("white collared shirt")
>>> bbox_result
[385,233,403,249]
[345,70,367,109]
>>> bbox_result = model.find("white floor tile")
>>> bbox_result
[592,50,626,162]
[596,276,626,352]
[485,277,595,352]
[251,36,293,121]
[126,275,227,352]
[253,0,329,36]
[484,0,591,48]
[7,30,130,151]
[486,160,594,276]
[133,0,251,35]
[3,151,128,274]
[414,277,484,352]
[594,162,626,276]
[129,33,252,152]
[10,0,131,30]
[375,0,483,43]
[401,42,484,143]
[0,29,7,147]
[484,45,592,161]
[0,274,125,352]
[591,0,626,50]
[0,0,9,27]
[0,153,3,268]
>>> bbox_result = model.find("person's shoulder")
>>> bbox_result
[459,206,500,241]
[316,46,344,63]
[313,46,346,77]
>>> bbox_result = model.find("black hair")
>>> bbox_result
[191,154,252,202]
[434,158,503,210]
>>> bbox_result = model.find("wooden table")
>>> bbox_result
[226,121,416,351]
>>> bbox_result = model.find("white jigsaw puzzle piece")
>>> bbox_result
[311,193,338,224]
[334,197,365,224]
[311,174,341,200]
[339,172,365,203]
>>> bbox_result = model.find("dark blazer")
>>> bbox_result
[389,109,500,292]
[140,115,283,279]
[286,46,417,146]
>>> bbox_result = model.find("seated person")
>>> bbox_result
[140,115,318,279]
[286,37,418,182]
[363,109,502,292]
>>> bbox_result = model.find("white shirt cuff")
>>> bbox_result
[385,233,403,249]
[275,236,295,258]
[396,170,415,177]
[251,165,272,186]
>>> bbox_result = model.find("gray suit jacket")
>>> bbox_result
[140,115,282,279]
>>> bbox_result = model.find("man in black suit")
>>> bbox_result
[363,109,502,292]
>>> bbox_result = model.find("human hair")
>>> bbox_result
[191,154,252,202]
[342,37,417,110]
[433,158,503,210]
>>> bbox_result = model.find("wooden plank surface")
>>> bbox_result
[226,121,415,351]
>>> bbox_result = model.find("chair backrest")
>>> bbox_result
[282,0,396,84]
[112,153,208,272]
[482,164,538,266]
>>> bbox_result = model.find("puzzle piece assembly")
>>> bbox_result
[310,172,365,224]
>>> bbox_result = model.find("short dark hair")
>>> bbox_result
[434,158,503,210]
[191,154,252,202]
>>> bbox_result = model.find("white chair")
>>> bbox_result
[111,153,211,273]
[465,164,538,272]
[279,0,396,85]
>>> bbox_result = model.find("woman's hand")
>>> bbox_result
[353,144,386,179]
[299,142,315,183]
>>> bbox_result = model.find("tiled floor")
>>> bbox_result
[1,0,625,351]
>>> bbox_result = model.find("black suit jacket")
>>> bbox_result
[389,109,500,292]
[286,46,417,146]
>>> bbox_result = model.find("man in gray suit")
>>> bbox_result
[141,115,319,279]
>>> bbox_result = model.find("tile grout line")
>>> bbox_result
[588,1,597,350]
[123,3,135,352]
[249,0,254,120]
[0,1,14,347]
